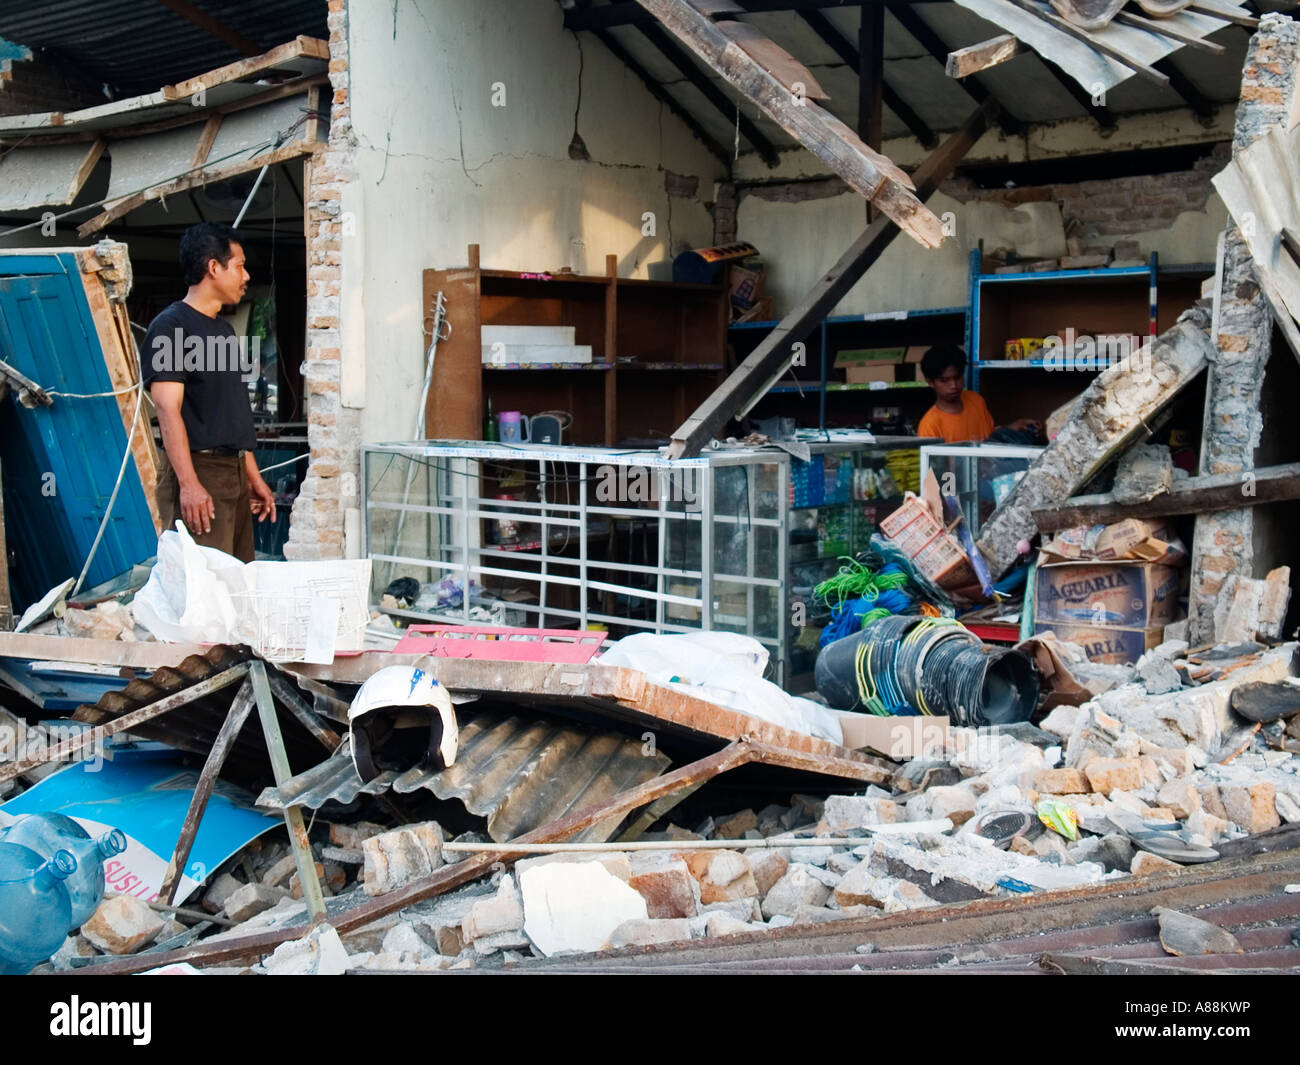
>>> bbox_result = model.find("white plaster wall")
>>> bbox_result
[738,186,1227,317]
[345,0,726,444]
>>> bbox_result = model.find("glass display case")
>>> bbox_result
[363,435,929,686]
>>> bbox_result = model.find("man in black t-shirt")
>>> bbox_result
[142,222,276,562]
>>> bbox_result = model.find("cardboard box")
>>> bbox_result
[845,362,898,384]
[1034,560,1182,628]
[1041,519,1186,565]
[878,493,976,588]
[837,712,949,759]
[1032,622,1163,665]
[835,346,906,368]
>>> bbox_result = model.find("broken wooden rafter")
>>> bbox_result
[635,0,945,243]
[667,97,999,458]
[77,139,323,237]
[159,679,258,904]
[887,2,1023,135]
[717,19,829,99]
[153,0,264,57]
[946,34,1027,77]
[1032,462,1300,532]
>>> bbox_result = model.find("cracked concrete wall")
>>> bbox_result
[285,0,726,558]
[736,173,1227,318]
[343,0,725,450]
[1187,13,1300,643]
[734,105,1234,318]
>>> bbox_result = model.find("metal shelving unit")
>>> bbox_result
[730,307,968,428]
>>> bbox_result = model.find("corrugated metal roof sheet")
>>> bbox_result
[0,0,327,96]
[257,707,672,844]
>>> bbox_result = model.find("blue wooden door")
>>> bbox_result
[0,254,157,610]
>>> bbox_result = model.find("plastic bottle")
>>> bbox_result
[0,842,77,975]
[0,813,126,926]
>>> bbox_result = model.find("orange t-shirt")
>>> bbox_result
[918,390,994,443]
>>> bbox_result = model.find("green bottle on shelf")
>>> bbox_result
[484,395,498,441]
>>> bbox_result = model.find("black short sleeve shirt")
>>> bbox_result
[142,300,258,452]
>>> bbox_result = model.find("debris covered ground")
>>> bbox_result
[13,633,1294,975]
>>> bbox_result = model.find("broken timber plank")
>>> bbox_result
[249,662,326,923]
[0,663,249,784]
[0,632,215,669]
[633,0,944,247]
[78,139,323,236]
[159,678,258,904]
[947,34,1026,77]
[1032,462,1300,531]
[666,98,997,458]
[976,306,1215,578]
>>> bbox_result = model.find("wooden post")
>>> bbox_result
[249,660,327,923]
[159,679,258,904]
[605,253,618,447]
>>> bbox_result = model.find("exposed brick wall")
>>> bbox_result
[712,180,737,244]
[0,51,104,115]
[940,146,1229,240]
[283,0,360,561]
[1187,13,1299,642]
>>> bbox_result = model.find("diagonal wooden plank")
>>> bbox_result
[159,678,258,904]
[249,661,326,923]
[634,0,943,245]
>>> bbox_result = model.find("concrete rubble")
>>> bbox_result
[39,635,1277,973]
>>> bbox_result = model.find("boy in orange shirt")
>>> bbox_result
[917,345,1039,443]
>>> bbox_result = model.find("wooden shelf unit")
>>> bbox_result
[423,245,728,447]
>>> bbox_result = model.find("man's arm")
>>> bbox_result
[151,381,215,534]
[244,450,277,523]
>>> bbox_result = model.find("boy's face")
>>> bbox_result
[927,367,964,404]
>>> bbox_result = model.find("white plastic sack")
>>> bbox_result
[598,632,843,745]
[132,522,244,643]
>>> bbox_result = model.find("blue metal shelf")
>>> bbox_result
[967,248,1159,391]
[727,306,969,428]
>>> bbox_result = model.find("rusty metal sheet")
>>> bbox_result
[256,707,671,843]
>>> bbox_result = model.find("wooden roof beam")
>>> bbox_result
[799,8,937,149]
[667,97,999,458]
[886,2,1023,135]
[589,26,734,165]
[152,0,263,57]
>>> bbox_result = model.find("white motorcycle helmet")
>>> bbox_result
[348,666,458,783]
